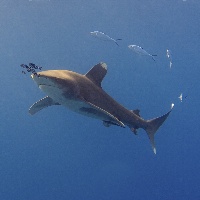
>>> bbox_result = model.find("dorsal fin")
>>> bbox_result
[85,62,107,87]
[130,109,140,117]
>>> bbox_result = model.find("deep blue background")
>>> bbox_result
[0,0,200,199]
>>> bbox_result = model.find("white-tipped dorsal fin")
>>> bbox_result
[85,62,107,87]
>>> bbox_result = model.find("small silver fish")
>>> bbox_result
[178,93,187,102]
[166,49,172,68]
[178,93,183,102]
[90,31,122,46]
[128,45,157,61]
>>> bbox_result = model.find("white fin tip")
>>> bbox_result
[153,148,156,154]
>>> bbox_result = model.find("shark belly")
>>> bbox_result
[39,84,87,112]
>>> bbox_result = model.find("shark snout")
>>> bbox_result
[31,73,52,87]
[31,73,41,83]
[31,73,37,79]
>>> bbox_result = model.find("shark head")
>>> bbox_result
[31,70,80,103]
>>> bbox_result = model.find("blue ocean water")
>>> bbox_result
[0,0,200,199]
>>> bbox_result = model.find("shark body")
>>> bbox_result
[29,62,173,154]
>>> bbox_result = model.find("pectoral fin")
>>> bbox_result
[29,96,60,115]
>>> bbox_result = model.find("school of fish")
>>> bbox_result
[90,30,184,102]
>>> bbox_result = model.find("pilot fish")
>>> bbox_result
[90,31,122,46]
[128,45,157,61]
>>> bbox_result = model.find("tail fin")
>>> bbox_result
[115,39,122,46]
[151,55,157,61]
[145,106,173,154]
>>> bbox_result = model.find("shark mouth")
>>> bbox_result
[38,84,60,91]
[38,84,55,87]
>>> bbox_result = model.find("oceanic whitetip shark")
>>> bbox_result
[29,62,173,154]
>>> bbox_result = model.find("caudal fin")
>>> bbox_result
[151,55,157,61]
[145,105,174,154]
[115,39,122,46]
